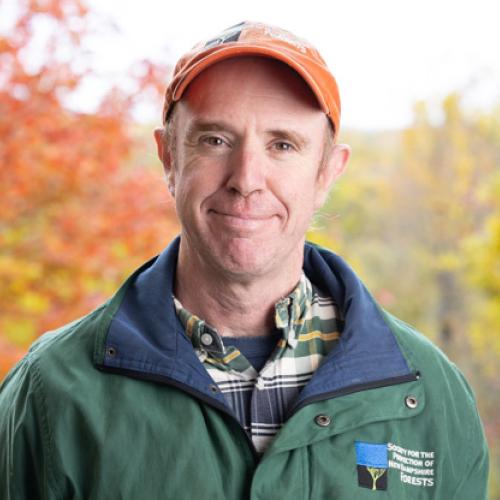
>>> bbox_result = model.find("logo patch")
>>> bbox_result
[355,441,388,491]
[388,442,435,488]
[204,23,245,48]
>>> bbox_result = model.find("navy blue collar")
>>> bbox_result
[100,237,412,410]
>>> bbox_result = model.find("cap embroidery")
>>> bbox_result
[261,24,310,53]
[204,22,245,48]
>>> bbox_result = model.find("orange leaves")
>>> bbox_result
[133,59,172,102]
[0,336,26,379]
[0,0,178,379]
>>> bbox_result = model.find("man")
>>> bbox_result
[0,21,488,499]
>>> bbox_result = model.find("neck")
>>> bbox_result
[175,240,303,338]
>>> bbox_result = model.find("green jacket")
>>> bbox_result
[0,239,489,499]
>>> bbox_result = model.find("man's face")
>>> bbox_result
[156,57,349,280]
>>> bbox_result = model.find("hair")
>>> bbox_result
[320,120,336,170]
[162,105,178,159]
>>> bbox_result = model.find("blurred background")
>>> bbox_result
[1,0,499,496]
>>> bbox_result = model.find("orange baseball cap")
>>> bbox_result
[163,21,341,137]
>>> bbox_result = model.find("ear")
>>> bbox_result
[314,143,351,209]
[154,127,176,196]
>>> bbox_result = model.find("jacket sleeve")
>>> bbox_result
[0,356,55,500]
[451,375,490,500]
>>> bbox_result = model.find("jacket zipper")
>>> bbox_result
[287,372,420,419]
[98,366,419,459]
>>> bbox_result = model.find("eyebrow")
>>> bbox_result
[265,129,309,149]
[185,120,236,137]
[184,120,310,149]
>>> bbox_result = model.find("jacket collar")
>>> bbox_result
[94,237,413,409]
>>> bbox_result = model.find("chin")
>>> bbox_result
[213,238,274,277]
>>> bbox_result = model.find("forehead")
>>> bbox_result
[177,56,323,120]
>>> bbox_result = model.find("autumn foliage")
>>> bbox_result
[1,2,500,496]
[0,0,178,374]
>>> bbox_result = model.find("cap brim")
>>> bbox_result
[172,44,331,118]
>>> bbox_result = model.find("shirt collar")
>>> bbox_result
[274,273,311,348]
[174,272,312,355]
[173,297,225,356]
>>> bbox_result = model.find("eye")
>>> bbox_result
[273,141,294,152]
[202,136,226,147]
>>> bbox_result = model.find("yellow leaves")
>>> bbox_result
[478,219,500,282]
[306,231,340,253]
[470,299,500,349]
[1,226,38,249]
[3,318,37,347]
[442,93,463,124]
[412,100,429,126]
[111,241,129,260]
[463,178,500,295]
[0,255,44,285]
[18,291,50,314]
[433,252,462,273]
[469,298,500,378]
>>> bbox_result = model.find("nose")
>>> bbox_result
[225,141,266,197]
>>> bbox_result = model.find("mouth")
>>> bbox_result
[208,209,276,231]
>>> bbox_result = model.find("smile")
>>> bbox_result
[208,210,275,231]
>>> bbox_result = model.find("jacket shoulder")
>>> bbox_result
[0,302,112,498]
[382,310,467,385]
[381,310,489,497]
[21,304,109,378]
[1,302,108,403]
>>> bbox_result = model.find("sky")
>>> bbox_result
[4,0,500,130]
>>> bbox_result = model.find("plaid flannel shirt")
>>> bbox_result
[174,273,343,454]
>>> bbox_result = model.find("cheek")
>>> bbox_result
[173,168,220,216]
[174,181,199,221]
[278,175,316,210]
[278,175,318,215]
